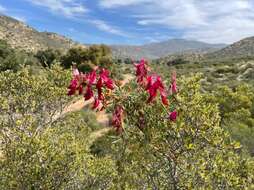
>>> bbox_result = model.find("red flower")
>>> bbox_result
[112,106,124,133]
[87,69,97,85]
[95,69,114,102]
[134,59,148,84]
[68,78,78,96]
[160,89,169,106]
[168,110,177,122]
[67,67,115,111]
[146,75,168,105]
[84,85,94,100]
[104,78,114,90]
[100,68,110,79]
[170,71,177,94]
[92,98,101,110]
[68,68,84,96]
[99,69,114,90]
[98,88,105,101]
[96,77,103,90]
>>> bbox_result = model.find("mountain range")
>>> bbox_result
[111,40,226,59]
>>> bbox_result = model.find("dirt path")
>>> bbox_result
[121,74,134,86]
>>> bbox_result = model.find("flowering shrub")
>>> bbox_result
[67,59,254,189]
[68,59,179,133]
[0,66,117,189]
[0,63,253,189]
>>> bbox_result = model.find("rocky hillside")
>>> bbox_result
[0,15,85,52]
[207,36,254,59]
[111,39,226,60]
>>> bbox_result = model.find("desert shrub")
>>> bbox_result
[103,74,254,189]
[61,47,88,68]
[79,109,102,131]
[1,58,254,189]
[167,57,189,66]
[78,62,94,73]
[0,111,116,189]
[90,130,116,157]
[0,65,71,123]
[214,85,254,155]
[0,66,116,189]
[0,40,38,72]
[35,48,61,67]
[61,45,112,69]
[216,66,239,74]
[175,64,184,69]
[242,68,254,80]
[67,60,254,189]
[123,58,132,64]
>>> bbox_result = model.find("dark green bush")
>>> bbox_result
[35,48,61,67]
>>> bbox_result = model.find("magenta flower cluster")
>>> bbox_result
[67,59,179,134]
[68,67,114,110]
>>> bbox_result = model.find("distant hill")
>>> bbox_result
[0,15,85,53]
[111,39,226,60]
[206,36,254,59]
[155,52,205,65]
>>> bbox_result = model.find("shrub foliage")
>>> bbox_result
[0,55,253,189]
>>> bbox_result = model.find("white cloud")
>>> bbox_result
[90,19,130,37]
[99,0,254,43]
[26,0,87,17]
[184,12,254,44]
[25,0,131,37]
